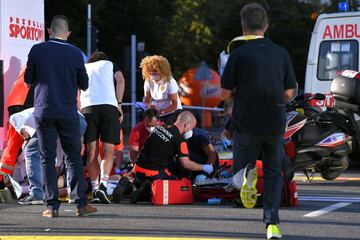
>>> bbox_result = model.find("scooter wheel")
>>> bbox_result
[320,157,349,180]
[321,169,343,180]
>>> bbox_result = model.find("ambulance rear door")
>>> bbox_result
[304,12,360,106]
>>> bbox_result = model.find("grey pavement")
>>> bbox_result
[0,171,359,240]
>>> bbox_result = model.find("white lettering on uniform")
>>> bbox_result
[157,126,173,139]
[153,128,170,142]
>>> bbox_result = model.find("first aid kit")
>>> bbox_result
[151,178,193,205]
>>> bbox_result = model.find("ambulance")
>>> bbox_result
[304,8,360,106]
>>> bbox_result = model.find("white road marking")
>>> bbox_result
[299,196,360,203]
[304,202,351,218]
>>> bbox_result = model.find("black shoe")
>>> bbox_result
[90,195,100,204]
[131,180,150,204]
[0,178,5,189]
[3,174,22,199]
[113,177,131,203]
[94,183,111,204]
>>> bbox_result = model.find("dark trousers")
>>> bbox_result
[35,117,87,210]
[233,129,282,224]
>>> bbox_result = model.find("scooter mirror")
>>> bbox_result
[313,93,326,101]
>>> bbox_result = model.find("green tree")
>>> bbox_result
[44,0,326,93]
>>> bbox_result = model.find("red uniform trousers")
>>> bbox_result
[0,125,24,180]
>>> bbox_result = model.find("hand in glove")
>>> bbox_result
[202,164,214,174]
[222,137,232,149]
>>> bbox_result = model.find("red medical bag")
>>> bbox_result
[151,178,194,205]
[257,161,298,207]
[193,186,235,202]
[281,180,299,207]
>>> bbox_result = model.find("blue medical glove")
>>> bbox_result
[202,164,214,174]
[220,169,232,178]
[222,138,232,149]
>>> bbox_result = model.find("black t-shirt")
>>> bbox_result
[221,38,297,134]
[137,125,189,171]
[187,128,211,164]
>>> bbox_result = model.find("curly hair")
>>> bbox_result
[140,55,172,82]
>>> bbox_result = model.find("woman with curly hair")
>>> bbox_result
[140,55,182,124]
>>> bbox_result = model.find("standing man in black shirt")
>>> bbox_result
[24,15,97,217]
[220,3,297,239]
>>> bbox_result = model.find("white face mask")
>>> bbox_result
[150,74,159,81]
[146,126,155,133]
[183,130,193,139]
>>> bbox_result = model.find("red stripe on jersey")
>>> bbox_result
[180,142,189,155]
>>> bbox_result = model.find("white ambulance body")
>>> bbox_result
[304,11,360,106]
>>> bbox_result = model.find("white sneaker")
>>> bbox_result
[3,174,22,199]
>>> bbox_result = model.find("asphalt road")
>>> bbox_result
[0,170,359,240]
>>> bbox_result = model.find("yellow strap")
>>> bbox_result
[226,35,264,53]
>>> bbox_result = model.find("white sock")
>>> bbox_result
[91,180,99,193]
[100,173,109,188]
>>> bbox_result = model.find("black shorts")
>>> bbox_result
[82,104,121,144]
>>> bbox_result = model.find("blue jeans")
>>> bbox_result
[233,128,282,224]
[24,133,44,200]
[35,116,87,210]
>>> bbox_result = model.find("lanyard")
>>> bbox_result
[226,35,264,53]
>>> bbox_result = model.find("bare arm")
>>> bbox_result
[19,129,31,140]
[220,129,232,140]
[115,71,125,104]
[220,89,232,100]
[179,156,204,171]
[161,93,178,114]
[144,90,151,106]
[77,90,81,110]
[129,145,139,163]
[284,88,296,103]
[115,71,125,123]
[202,144,217,165]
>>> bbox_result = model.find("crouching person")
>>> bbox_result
[9,107,88,205]
[184,127,219,180]
[113,111,213,203]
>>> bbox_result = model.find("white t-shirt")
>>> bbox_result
[144,77,182,113]
[81,60,117,109]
